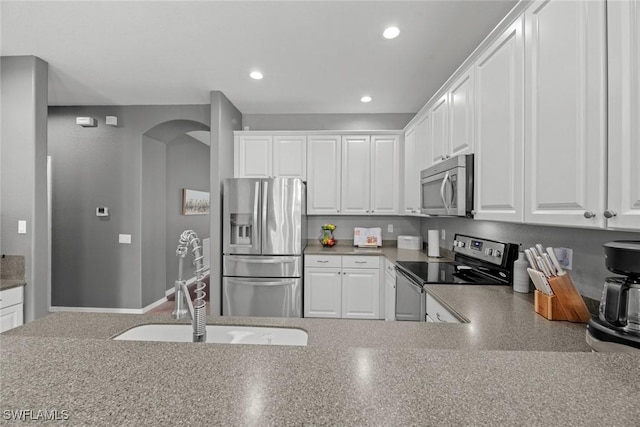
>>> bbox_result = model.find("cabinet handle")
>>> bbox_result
[317,260,329,263]
[583,211,596,219]
[436,312,443,322]
[604,210,617,218]
[355,261,366,264]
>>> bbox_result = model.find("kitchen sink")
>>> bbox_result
[113,324,308,346]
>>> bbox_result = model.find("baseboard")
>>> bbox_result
[49,306,146,315]
[164,270,211,297]
[50,270,210,315]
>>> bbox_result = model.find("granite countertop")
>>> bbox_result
[2,291,639,425]
[0,279,26,291]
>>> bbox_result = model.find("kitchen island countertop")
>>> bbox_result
[2,287,639,425]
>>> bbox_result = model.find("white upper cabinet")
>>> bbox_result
[404,115,429,215]
[448,70,474,158]
[429,69,474,165]
[474,17,525,223]
[341,135,371,215]
[370,135,400,215]
[403,125,418,214]
[606,0,640,231]
[430,95,449,164]
[235,134,306,179]
[272,135,307,179]
[342,135,399,215]
[523,0,607,228]
[307,135,342,215]
[234,135,272,178]
[416,111,433,172]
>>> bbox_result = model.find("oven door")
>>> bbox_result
[395,268,426,321]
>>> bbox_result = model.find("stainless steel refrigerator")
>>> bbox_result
[222,178,306,317]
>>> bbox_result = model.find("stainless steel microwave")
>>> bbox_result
[420,154,474,217]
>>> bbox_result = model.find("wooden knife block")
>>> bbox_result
[533,274,591,323]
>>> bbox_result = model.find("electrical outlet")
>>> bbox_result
[18,220,27,234]
[387,224,393,233]
[441,229,446,241]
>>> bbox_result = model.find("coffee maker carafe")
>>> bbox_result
[587,241,640,352]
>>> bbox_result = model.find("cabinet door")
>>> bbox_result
[524,0,607,228]
[304,268,342,318]
[307,135,342,214]
[416,113,432,172]
[474,17,525,223]
[430,95,449,164]
[384,271,396,321]
[341,135,371,215]
[273,135,307,179]
[448,69,474,157]
[341,269,380,319]
[606,0,640,230]
[403,126,418,214]
[235,135,272,178]
[0,303,23,333]
[370,135,399,215]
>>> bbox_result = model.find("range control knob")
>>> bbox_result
[493,250,502,258]
[485,248,494,256]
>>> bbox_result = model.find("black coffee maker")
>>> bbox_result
[586,241,640,352]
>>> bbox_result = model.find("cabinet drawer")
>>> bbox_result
[342,256,380,269]
[305,255,341,268]
[384,258,396,277]
[0,286,23,309]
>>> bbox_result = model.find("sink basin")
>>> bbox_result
[113,324,308,346]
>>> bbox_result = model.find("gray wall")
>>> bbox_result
[165,134,210,295]
[243,113,414,131]
[141,136,167,307]
[420,217,640,299]
[307,216,421,242]
[48,105,210,309]
[0,56,49,321]
[210,91,243,315]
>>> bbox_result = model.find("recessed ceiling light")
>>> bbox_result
[361,96,372,103]
[250,71,263,80]
[383,26,400,40]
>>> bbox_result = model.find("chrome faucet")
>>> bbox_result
[172,230,207,342]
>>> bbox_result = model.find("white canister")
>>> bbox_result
[513,251,531,293]
[427,230,440,258]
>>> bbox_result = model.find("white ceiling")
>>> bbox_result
[1,0,518,114]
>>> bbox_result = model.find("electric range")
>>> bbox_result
[394,234,519,321]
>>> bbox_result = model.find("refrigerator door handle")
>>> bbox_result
[226,278,296,287]
[262,180,268,251]
[252,181,260,249]
[226,256,297,264]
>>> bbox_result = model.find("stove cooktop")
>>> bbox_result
[396,261,507,285]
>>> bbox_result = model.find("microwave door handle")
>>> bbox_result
[447,173,455,213]
[440,172,450,214]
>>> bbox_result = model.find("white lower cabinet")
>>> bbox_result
[304,255,382,319]
[384,259,396,321]
[0,286,24,332]
[425,291,460,324]
[304,268,342,318]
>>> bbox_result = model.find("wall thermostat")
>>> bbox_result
[96,207,109,217]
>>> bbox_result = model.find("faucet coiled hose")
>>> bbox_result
[177,230,207,339]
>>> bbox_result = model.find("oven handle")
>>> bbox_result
[395,267,425,292]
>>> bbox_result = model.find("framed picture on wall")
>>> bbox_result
[182,189,210,215]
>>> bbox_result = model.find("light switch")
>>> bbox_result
[119,234,132,244]
[18,220,27,234]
